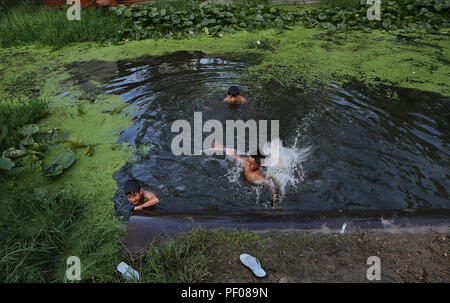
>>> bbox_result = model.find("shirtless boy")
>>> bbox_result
[124,179,160,211]
[211,141,277,205]
[223,86,247,104]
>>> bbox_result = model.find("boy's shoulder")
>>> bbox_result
[143,190,156,197]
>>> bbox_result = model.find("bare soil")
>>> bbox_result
[207,229,449,283]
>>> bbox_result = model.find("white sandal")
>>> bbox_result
[240,254,266,278]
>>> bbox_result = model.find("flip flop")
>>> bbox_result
[240,254,266,278]
[117,262,140,280]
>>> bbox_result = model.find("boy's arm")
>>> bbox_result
[211,141,245,163]
[134,192,159,210]
[271,184,277,205]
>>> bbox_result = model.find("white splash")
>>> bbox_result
[262,137,313,200]
[211,129,313,204]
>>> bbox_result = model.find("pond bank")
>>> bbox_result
[0,27,448,282]
[204,228,448,282]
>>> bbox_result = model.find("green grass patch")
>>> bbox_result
[0,96,48,153]
[0,182,85,282]
[0,3,124,48]
[326,0,360,7]
[120,228,269,283]
[124,229,213,283]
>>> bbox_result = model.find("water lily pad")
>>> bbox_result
[26,149,43,156]
[34,130,62,146]
[32,142,49,152]
[43,164,64,177]
[18,124,39,137]
[2,149,28,159]
[0,157,15,171]
[42,150,75,177]
[54,150,76,169]
[20,136,35,146]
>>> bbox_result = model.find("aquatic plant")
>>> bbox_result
[0,96,48,153]
[42,149,76,177]
[109,0,449,42]
[1,0,447,47]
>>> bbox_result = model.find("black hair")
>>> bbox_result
[123,179,141,195]
[227,86,240,96]
[250,150,266,166]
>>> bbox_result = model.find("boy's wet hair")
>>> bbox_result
[124,179,141,195]
[250,150,266,166]
[227,86,240,96]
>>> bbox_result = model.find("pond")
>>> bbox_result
[81,52,450,219]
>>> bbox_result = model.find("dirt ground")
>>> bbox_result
[207,229,449,283]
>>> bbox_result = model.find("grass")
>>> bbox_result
[124,229,213,282]
[0,182,85,282]
[152,0,201,10]
[0,96,48,153]
[0,176,216,282]
[0,187,213,283]
[326,0,360,7]
[0,3,124,48]
[235,0,271,5]
[120,228,268,283]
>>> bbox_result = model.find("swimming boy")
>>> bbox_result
[224,86,247,104]
[124,179,160,211]
[211,141,277,205]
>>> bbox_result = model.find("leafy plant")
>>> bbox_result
[42,149,76,177]
[0,96,48,153]
[109,0,450,42]
[0,157,15,171]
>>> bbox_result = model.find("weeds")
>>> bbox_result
[0,96,48,153]
[123,229,212,283]
[0,183,85,282]
[327,0,360,7]
[0,3,124,48]
[153,0,201,10]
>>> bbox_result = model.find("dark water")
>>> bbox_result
[85,52,450,218]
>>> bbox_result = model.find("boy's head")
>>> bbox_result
[124,179,142,205]
[248,150,266,171]
[227,86,240,103]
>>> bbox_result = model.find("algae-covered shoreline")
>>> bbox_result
[1,27,449,98]
[0,25,449,282]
